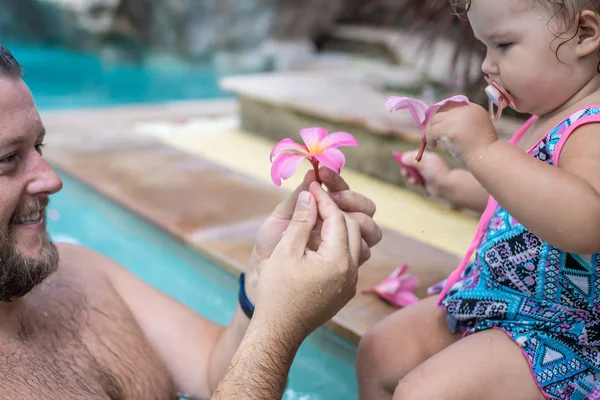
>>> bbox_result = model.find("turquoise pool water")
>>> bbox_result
[5,41,230,110]
[47,172,359,400]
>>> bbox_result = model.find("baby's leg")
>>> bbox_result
[356,296,461,400]
[392,328,546,400]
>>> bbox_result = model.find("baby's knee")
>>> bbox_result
[392,375,440,400]
[356,327,397,398]
[356,326,385,375]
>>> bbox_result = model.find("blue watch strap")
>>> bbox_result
[238,273,255,319]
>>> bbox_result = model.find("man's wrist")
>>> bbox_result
[249,310,308,350]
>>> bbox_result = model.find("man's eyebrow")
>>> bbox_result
[0,127,46,147]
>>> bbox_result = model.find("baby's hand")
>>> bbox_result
[426,102,497,162]
[399,150,450,199]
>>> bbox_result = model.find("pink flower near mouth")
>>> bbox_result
[363,264,419,308]
[385,95,470,162]
[269,127,360,186]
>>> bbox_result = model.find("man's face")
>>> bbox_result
[0,77,63,302]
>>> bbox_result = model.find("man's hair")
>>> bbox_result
[0,45,23,79]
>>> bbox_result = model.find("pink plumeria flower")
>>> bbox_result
[385,95,470,161]
[269,127,360,186]
[363,264,419,308]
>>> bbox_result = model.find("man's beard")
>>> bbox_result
[0,209,59,302]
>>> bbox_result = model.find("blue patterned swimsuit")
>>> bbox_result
[431,107,600,400]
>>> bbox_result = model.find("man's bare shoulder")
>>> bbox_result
[55,242,127,282]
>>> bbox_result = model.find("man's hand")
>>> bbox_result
[253,181,362,340]
[244,167,381,303]
[212,183,361,399]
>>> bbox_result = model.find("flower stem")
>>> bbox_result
[311,158,322,185]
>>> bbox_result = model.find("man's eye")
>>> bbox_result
[0,153,19,164]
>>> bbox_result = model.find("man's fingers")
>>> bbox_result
[330,191,376,218]
[320,166,350,192]
[275,191,318,257]
[359,239,371,266]
[309,182,349,259]
[346,212,383,248]
[270,170,316,221]
[344,213,362,267]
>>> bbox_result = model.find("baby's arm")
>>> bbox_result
[441,168,490,213]
[401,150,489,213]
[466,123,600,254]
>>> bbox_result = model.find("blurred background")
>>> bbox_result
[1,0,492,109]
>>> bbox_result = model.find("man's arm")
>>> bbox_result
[211,322,302,400]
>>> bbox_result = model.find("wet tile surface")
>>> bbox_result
[42,100,463,344]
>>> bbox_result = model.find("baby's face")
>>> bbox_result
[468,0,594,116]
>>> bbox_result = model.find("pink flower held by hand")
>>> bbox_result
[269,127,360,186]
[392,151,425,188]
[363,264,419,308]
[385,95,470,162]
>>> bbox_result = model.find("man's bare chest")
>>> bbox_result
[0,282,177,399]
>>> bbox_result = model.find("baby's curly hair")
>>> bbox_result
[450,0,600,62]
[450,0,600,32]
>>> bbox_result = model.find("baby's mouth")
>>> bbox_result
[484,77,516,121]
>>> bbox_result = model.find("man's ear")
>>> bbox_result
[576,10,600,57]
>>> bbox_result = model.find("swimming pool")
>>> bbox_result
[47,171,359,400]
[6,41,231,110]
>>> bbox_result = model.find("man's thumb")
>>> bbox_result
[278,191,317,256]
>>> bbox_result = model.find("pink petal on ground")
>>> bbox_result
[395,264,408,276]
[385,96,429,125]
[399,275,418,292]
[270,138,309,161]
[423,95,470,123]
[314,148,345,174]
[300,127,328,152]
[270,153,307,186]
[319,131,361,148]
[393,291,420,307]
[374,279,401,295]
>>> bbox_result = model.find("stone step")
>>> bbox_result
[220,69,524,188]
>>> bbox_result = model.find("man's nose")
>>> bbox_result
[26,155,63,196]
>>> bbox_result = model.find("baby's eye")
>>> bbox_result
[35,143,44,155]
[497,42,513,51]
